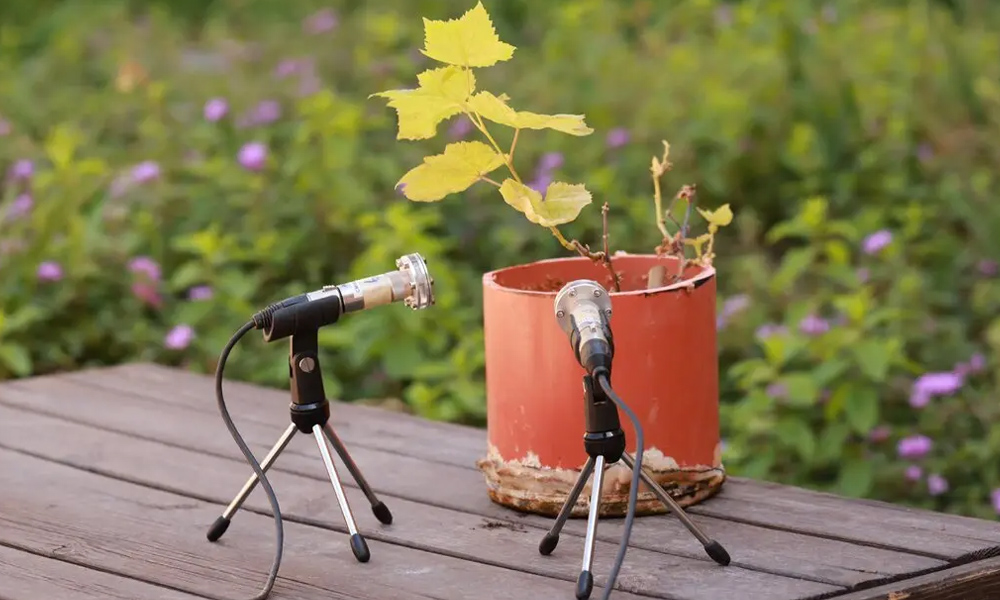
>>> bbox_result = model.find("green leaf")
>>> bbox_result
[396,141,505,201]
[844,385,879,435]
[836,457,874,497]
[816,423,850,463]
[371,66,476,140]
[420,1,516,68]
[0,344,32,376]
[770,247,816,291]
[780,372,819,406]
[467,91,593,136]
[0,306,46,335]
[812,359,850,387]
[775,417,816,462]
[850,339,895,382]
[498,179,592,226]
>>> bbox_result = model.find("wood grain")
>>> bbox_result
[822,555,1000,600]
[0,375,945,585]
[0,544,205,600]
[10,370,1000,560]
[0,403,837,600]
[0,447,646,600]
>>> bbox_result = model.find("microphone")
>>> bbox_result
[553,279,614,377]
[251,253,434,342]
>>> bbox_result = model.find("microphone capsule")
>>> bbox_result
[335,252,435,314]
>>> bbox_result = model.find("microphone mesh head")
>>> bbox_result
[396,253,435,309]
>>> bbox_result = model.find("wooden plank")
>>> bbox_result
[0,404,838,600]
[0,447,650,600]
[66,362,483,470]
[0,544,206,600]
[0,378,944,588]
[823,555,1000,600]
[8,370,1000,562]
[77,364,1000,551]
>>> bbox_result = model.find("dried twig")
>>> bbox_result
[601,203,621,292]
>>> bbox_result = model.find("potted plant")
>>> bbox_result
[372,1,733,517]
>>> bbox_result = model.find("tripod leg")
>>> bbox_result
[576,454,605,600]
[620,451,731,566]
[539,456,596,556]
[207,423,297,542]
[312,425,370,563]
[322,423,392,525]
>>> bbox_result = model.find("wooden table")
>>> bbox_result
[1,363,999,600]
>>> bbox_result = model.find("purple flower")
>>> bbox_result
[904,465,923,481]
[6,193,32,219]
[204,98,229,122]
[755,323,788,340]
[239,100,282,128]
[717,294,750,329]
[978,259,998,277]
[37,261,63,281]
[909,371,963,408]
[862,230,892,255]
[799,314,830,336]
[131,161,160,184]
[991,489,1000,515]
[868,425,891,442]
[856,267,870,283]
[128,256,161,281]
[539,152,564,172]
[188,285,213,301]
[448,116,474,140]
[969,353,986,372]
[304,8,338,34]
[528,173,553,194]
[238,142,268,171]
[765,382,787,399]
[897,434,932,459]
[927,474,948,496]
[274,59,303,79]
[165,324,195,350]
[606,127,630,149]
[10,159,33,181]
[0,118,10,136]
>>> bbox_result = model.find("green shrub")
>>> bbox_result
[1,0,998,518]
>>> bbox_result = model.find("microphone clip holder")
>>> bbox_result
[538,369,730,600]
[205,326,391,562]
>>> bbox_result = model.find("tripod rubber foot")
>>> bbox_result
[350,533,371,563]
[206,516,230,542]
[705,539,731,566]
[372,501,393,525]
[575,570,594,600]
[538,532,559,556]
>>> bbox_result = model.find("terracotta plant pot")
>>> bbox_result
[476,253,725,517]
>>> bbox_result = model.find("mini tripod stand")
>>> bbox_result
[537,373,731,600]
[205,327,392,562]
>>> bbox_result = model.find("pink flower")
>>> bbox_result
[799,314,830,336]
[909,371,963,408]
[303,8,338,34]
[6,193,32,219]
[238,142,267,171]
[37,261,63,281]
[128,256,161,281]
[10,159,33,181]
[927,474,948,496]
[868,425,891,442]
[904,465,923,481]
[897,434,932,459]
[204,98,229,121]
[606,127,630,149]
[165,324,195,350]
[131,282,162,308]
[862,230,892,255]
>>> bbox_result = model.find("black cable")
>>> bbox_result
[597,373,643,600]
[215,320,283,600]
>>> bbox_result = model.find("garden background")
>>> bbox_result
[2,0,999,521]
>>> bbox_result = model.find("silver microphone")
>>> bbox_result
[254,253,435,342]
[554,280,614,375]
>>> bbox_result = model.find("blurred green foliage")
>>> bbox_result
[1,0,999,519]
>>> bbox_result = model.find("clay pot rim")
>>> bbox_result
[482,253,716,298]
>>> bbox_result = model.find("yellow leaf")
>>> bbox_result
[421,1,516,68]
[371,66,476,140]
[684,233,712,256]
[499,179,592,227]
[697,204,734,227]
[467,91,592,136]
[397,141,505,201]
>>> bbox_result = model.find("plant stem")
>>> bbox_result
[469,111,521,183]
[548,226,580,253]
[652,163,670,239]
[509,128,520,157]
[601,202,621,292]
[480,176,501,187]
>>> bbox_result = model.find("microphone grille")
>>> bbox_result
[553,279,612,336]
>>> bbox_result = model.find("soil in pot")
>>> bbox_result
[476,254,725,518]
